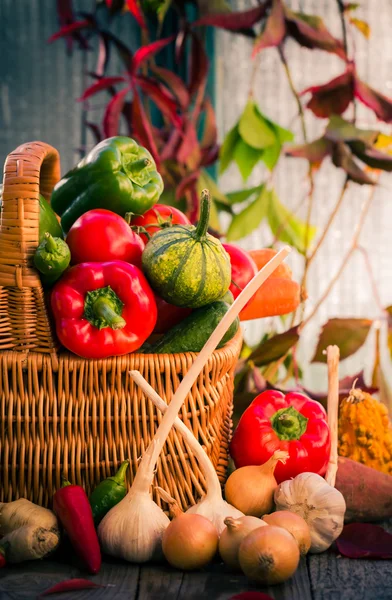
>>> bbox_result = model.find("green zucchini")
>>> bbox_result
[147,300,239,354]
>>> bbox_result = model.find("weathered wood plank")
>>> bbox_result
[137,564,183,599]
[176,558,312,600]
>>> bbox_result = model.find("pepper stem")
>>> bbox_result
[44,232,58,253]
[84,286,126,331]
[195,189,211,239]
[125,158,151,175]
[111,459,130,484]
[270,406,308,441]
[61,477,72,488]
[93,297,126,330]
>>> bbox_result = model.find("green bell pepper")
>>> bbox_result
[50,136,164,232]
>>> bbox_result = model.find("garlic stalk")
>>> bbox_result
[130,371,243,534]
[98,440,170,563]
[99,247,291,563]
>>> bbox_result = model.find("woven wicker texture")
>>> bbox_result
[0,142,241,509]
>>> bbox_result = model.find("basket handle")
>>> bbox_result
[0,141,61,287]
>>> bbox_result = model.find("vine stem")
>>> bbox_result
[278,45,307,143]
[300,182,378,329]
[357,245,385,314]
[306,177,349,268]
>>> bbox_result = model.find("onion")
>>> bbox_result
[219,516,267,570]
[225,450,289,516]
[162,512,219,571]
[262,511,311,556]
[239,525,300,585]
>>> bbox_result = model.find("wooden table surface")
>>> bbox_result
[1,533,392,600]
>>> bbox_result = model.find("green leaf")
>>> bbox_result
[219,124,241,174]
[270,121,295,144]
[239,101,276,150]
[234,138,263,181]
[157,0,172,26]
[226,185,269,241]
[311,318,373,363]
[197,170,230,206]
[267,189,317,254]
[260,143,281,170]
[249,326,300,367]
[226,185,264,205]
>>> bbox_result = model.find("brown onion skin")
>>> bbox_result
[262,511,311,556]
[162,513,218,570]
[239,525,300,585]
[219,516,266,570]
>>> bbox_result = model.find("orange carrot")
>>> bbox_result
[249,249,292,280]
[240,278,300,321]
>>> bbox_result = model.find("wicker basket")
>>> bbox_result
[0,141,242,510]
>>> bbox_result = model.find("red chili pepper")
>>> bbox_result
[230,390,330,483]
[40,578,107,596]
[0,542,9,568]
[51,261,157,359]
[53,480,101,574]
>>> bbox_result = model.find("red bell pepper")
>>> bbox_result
[222,243,257,300]
[51,261,157,359]
[230,390,330,483]
[0,542,9,568]
[53,480,101,574]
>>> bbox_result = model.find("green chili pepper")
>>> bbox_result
[89,460,130,525]
[33,233,71,286]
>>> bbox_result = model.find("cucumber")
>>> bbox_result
[147,300,239,354]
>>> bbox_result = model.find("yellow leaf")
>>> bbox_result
[350,17,371,39]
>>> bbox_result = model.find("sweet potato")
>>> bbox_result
[239,278,300,321]
[249,249,293,280]
[335,457,392,522]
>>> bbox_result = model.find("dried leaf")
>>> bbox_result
[48,19,91,43]
[387,305,392,359]
[226,185,265,206]
[135,76,181,127]
[151,66,190,110]
[239,101,276,150]
[126,0,147,28]
[253,0,286,56]
[303,370,378,407]
[301,70,354,118]
[354,77,392,123]
[348,143,392,172]
[332,142,375,184]
[132,35,175,72]
[336,523,392,559]
[78,77,126,101]
[325,114,378,145]
[285,10,346,58]
[219,124,240,174]
[103,87,130,137]
[193,4,267,30]
[312,318,373,363]
[233,138,263,181]
[350,17,370,39]
[267,189,316,254]
[343,2,360,11]
[249,326,300,367]
[286,137,332,164]
[226,185,269,241]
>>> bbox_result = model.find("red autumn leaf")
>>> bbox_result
[200,144,220,167]
[175,26,187,64]
[193,4,268,31]
[135,76,182,128]
[354,77,392,123]
[336,523,392,559]
[176,171,200,201]
[188,32,209,99]
[150,66,190,110]
[301,70,354,118]
[100,31,133,72]
[229,593,274,600]
[160,129,182,162]
[132,35,176,73]
[285,10,346,59]
[103,86,130,137]
[85,121,102,144]
[125,0,147,28]
[177,121,202,168]
[186,182,200,223]
[131,91,160,166]
[96,36,111,77]
[332,142,375,184]
[56,0,76,51]
[78,76,126,101]
[48,19,91,43]
[286,137,332,164]
[252,0,286,56]
[201,98,217,149]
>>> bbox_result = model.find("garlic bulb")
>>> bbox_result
[98,441,170,563]
[130,370,244,535]
[274,472,346,553]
